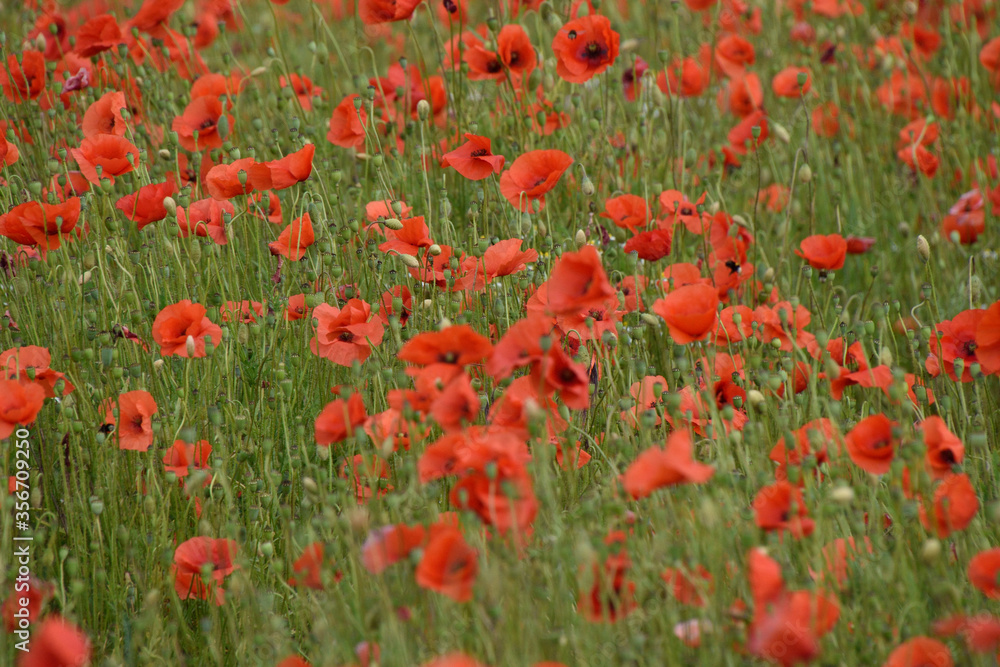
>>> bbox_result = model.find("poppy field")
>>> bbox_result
[2,0,1000,664]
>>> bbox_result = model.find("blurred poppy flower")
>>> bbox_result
[622,429,714,499]
[315,392,367,447]
[0,380,45,440]
[163,439,211,478]
[416,526,478,602]
[1,51,46,103]
[0,198,81,254]
[19,615,91,667]
[796,234,847,270]
[883,637,952,667]
[845,414,897,475]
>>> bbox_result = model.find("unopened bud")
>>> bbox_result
[574,230,587,248]
[416,99,431,121]
[383,218,403,230]
[916,235,930,263]
[163,196,177,215]
[398,253,420,268]
[186,335,196,357]
[830,485,854,504]
[798,164,812,183]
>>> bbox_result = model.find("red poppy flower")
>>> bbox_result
[551,14,620,84]
[279,74,323,112]
[941,189,985,244]
[977,301,1000,375]
[753,480,815,537]
[926,309,985,382]
[377,216,432,256]
[624,228,673,261]
[652,283,719,344]
[70,134,140,185]
[361,523,426,574]
[748,591,838,666]
[176,198,234,245]
[310,300,385,366]
[579,549,636,623]
[288,542,340,590]
[172,96,232,152]
[266,143,315,190]
[1,346,73,398]
[162,439,211,478]
[82,91,128,138]
[359,0,423,24]
[328,94,368,150]
[658,53,710,98]
[796,234,848,270]
[399,324,492,368]
[919,416,963,479]
[104,390,158,452]
[919,473,979,538]
[116,181,177,229]
[714,34,756,77]
[172,536,238,606]
[315,392,367,447]
[74,14,124,58]
[0,380,45,440]
[499,149,573,211]
[545,244,616,316]
[772,66,812,97]
[415,526,478,602]
[0,198,81,253]
[205,158,273,200]
[269,213,315,261]
[18,616,91,667]
[441,134,505,180]
[0,576,54,632]
[1,51,46,103]
[883,637,953,667]
[621,429,715,499]
[845,413,897,475]
[151,300,223,358]
[969,548,1000,599]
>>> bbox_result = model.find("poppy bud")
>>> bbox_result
[772,122,791,143]
[916,235,930,263]
[581,179,595,196]
[746,389,766,408]
[921,538,942,561]
[398,253,420,268]
[153,359,164,372]
[186,335,196,357]
[831,484,854,505]
[383,218,403,230]
[429,244,442,256]
[798,164,812,183]
[574,230,587,248]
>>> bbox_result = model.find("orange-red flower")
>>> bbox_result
[361,523,426,574]
[415,526,478,602]
[151,300,223,358]
[622,429,715,499]
[441,134,505,180]
[82,91,128,138]
[18,616,91,667]
[551,14,620,84]
[926,309,985,382]
[796,234,848,271]
[163,439,211,477]
[103,390,158,452]
[359,0,423,24]
[269,213,315,261]
[969,548,1000,599]
[499,149,573,211]
[883,637,953,667]
[845,414,898,475]
[0,198,81,254]
[771,66,812,97]
[116,181,177,229]
[172,96,232,152]
[176,198,234,245]
[0,380,45,440]
[1,346,73,398]
[172,537,238,606]
[753,480,815,538]
[315,392,367,447]
[70,134,140,185]
[920,416,964,480]
[327,94,367,150]
[399,324,492,368]
[205,158,273,200]
[919,473,978,538]
[977,300,1000,375]
[266,143,315,190]
[310,300,385,366]
[1,51,46,103]
[652,283,719,344]
[545,244,616,317]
